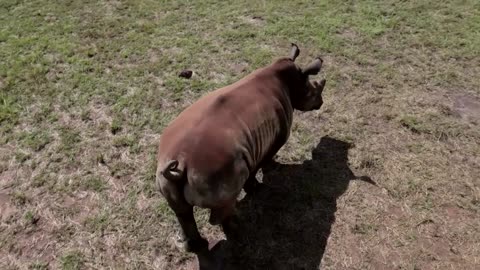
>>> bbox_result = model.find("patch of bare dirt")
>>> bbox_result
[230,62,249,74]
[0,169,16,188]
[443,204,465,219]
[240,15,266,27]
[453,93,480,123]
[0,191,15,222]
[336,28,359,41]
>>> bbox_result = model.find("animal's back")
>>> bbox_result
[159,64,290,170]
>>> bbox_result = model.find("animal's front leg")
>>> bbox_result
[209,199,240,239]
[161,184,208,253]
[209,198,237,226]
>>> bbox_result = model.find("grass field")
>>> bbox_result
[1,0,479,269]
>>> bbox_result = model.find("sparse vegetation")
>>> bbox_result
[60,251,84,270]
[28,262,49,270]
[1,0,479,269]
[18,130,52,152]
[82,175,106,192]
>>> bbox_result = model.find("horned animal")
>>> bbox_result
[156,43,327,253]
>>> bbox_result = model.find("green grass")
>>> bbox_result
[400,115,428,134]
[60,251,84,270]
[81,176,106,192]
[1,0,479,269]
[18,130,52,152]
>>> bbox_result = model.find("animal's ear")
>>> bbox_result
[289,43,300,61]
[302,57,323,76]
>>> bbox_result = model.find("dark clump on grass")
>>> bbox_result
[24,210,40,226]
[15,151,31,163]
[196,136,375,270]
[110,118,122,134]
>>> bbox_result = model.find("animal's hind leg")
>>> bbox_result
[173,205,208,253]
[159,180,208,253]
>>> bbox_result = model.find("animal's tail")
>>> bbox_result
[161,159,185,181]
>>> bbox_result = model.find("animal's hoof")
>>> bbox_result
[244,179,261,194]
[245,181,266,195]
[221,217,240,239]
[262,160,281,173]
[184,238,209,253]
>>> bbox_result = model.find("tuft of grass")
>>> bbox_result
[80,109,90,122]
[114,134,141,154]
[59,128,81,150]
[15,151,31,163]
[24,210,39,225]
[11,191,28,206]
[83,212,110,233]
[31,173,56,188]
[60,251,85,270]
[18,130,52,151]
[28,262,49,270]
[399,115,429,134]
[0,94,19,127]
[82,176,106,192]
[109,161,134,178]
[110,118,122,134]
[112,135,135,148]
[33,103,58,123]
[155,200,175,219]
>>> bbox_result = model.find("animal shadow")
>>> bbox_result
[196,136,374,270]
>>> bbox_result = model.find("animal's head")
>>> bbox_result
[278,43,327,111]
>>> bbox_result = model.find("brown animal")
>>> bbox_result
[156,44,327,253]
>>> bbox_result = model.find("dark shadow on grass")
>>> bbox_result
[195,136,375,270]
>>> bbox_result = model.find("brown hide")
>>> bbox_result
[158,58,305,208]
[157,58,306,205]
[156,44,326,253]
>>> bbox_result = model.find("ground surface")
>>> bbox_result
[1,0,480,269]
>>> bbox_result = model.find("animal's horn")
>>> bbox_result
[302,57,323,75]
[290,43,300,61]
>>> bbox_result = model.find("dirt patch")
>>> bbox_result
[336,28,359,41]
[230,62,249,74]
[0,166,14,184]
[442,204,476,220]
[240,15,266,26]
[453,94,480,123]
[0,192,15,222]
